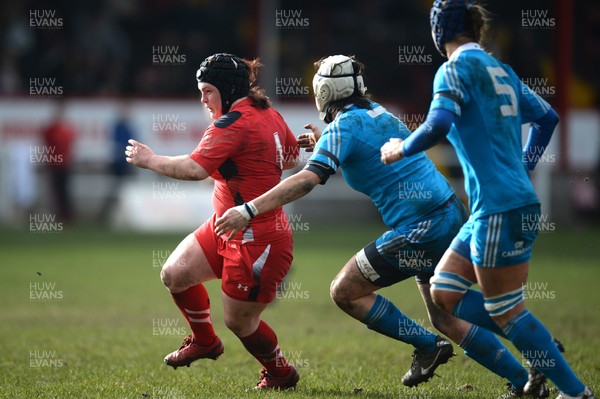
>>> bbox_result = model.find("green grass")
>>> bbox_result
[0,224,599,399]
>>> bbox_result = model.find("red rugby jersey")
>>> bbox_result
[190,98,299,244]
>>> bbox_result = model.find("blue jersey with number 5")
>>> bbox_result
[429,43,551,218]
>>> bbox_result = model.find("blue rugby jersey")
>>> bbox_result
[430,42,551,217]
[305,102,455,228]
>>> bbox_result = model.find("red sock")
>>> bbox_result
[171,284,216,346]
[239,320,290,377]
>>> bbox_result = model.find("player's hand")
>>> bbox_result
[380,138,404,164]
[215,208,248,240]
[125,139,155,168]
[297,124,322,152]
[297,133,316,152]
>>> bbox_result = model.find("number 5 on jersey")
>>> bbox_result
[486,66,518,117]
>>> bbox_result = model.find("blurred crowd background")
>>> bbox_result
[2,0,599,108]
[0,0,599,229]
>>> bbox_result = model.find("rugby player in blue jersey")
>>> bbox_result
[215,55,548,391]
[381,2,594,399]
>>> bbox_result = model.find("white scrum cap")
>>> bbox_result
[312,55,367,122]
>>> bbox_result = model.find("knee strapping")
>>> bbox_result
[430,271,474,293]
[484,287,524,317]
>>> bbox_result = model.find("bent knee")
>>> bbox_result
[431,288,461,313]
[329,278,348,302]
[329,278,353,310]
[160,266,173,290]
[160,261,188,293]
[223,315,242,336]
[329,277,339,301]
[223,314,258,337]
[430,271,473,313]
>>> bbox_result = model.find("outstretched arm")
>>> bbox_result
[126,139,209,180]
[380,108,455,164]
[214,170,321,239]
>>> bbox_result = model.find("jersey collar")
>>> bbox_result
[449,42,482,61]
[229,97,251,112]
[333,103,355,121]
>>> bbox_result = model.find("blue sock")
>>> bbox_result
[364,294,437,352]
[461,325,528,389]
[504,310,585,396]
[453,289,507,338]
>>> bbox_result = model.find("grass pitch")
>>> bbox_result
[1,224,599,398]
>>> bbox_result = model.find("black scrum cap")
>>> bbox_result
[196,53,250,114]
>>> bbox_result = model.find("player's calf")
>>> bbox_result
[423,297,464,341]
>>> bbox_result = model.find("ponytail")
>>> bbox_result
[241,58,272,110]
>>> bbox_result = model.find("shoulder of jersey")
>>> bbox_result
[340,106,369,121]
[214,111,243,129]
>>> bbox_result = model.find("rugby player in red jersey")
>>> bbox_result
[126,53,300,390]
